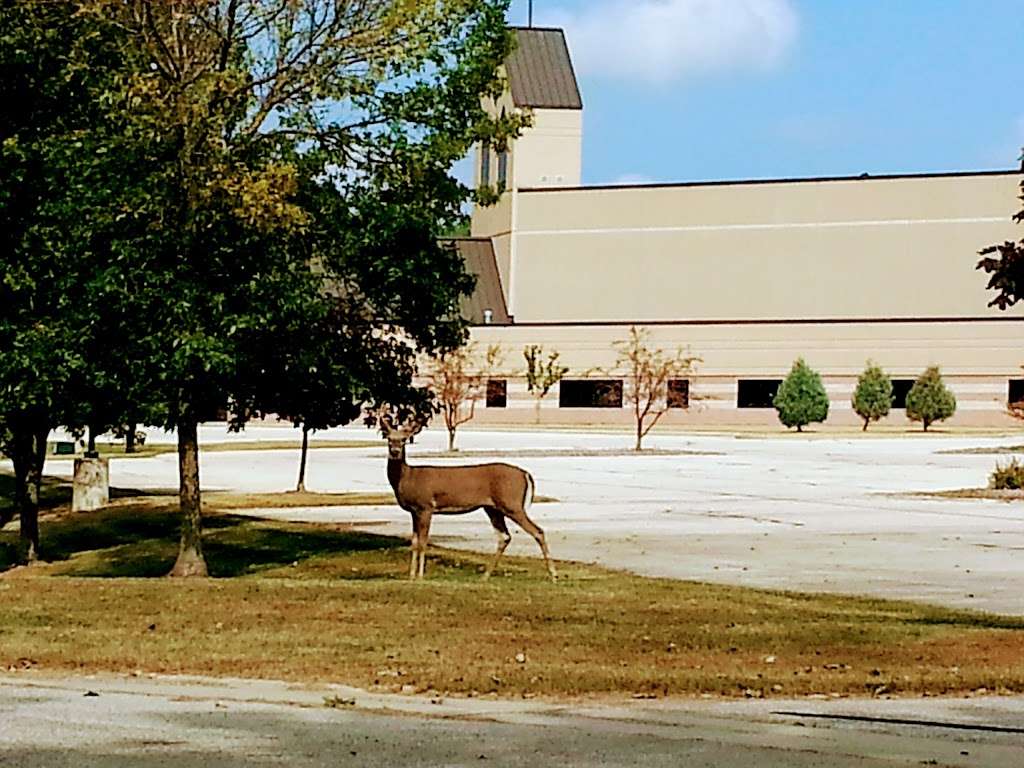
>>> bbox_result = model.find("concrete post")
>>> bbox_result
[72,457,109,512]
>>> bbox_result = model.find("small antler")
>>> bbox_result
[378,409,395,435]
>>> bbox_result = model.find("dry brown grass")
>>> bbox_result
[937,445,1024,456]
[905,489,1024,502]
[2,505,1023,701]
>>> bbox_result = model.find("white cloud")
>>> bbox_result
[539,0,799,84]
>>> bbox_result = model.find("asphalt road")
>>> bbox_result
[2,674,1023,767]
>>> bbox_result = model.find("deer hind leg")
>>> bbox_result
[504,508,557,582]
[483,507,512,580]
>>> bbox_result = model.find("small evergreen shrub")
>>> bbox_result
[990,459,1024,490]
[905,366,956,431]
[773,358,829,432]
[851,361,892,431]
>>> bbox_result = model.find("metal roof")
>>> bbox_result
[449,239,511,325]
[506,27,582,110]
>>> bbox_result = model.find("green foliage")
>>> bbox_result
[773,358,830,432]
[1,0,523,567]
[0,1,133,556]
[524,345,568,424]
[989,459,1024,491]
[524,345,569,398]
[905,366,956,431]
[851,361,893,431]
[977,168,1023,310]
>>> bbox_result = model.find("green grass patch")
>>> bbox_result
[0,472,557,523]
[42,439,383,460]
[2,504,1023,700]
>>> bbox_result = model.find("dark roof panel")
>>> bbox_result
[449,239,511,325]
[506,28,582,110]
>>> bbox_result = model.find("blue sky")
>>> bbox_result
[502,0,1024,185]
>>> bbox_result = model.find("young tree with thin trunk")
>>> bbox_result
[774,358,830,432]
[427,344,503,452]
[906,367,956,432]
[851,361,893,431]
[524,345,569,423]
[613,327,699,451]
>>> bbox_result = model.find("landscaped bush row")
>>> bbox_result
[774,360,957,432]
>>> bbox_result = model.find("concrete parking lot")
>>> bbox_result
[39,424,1024,615]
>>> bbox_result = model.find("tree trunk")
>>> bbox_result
[296,424,309,493]
[635,421,643,452]
[447,428,456,452]
[125,423,137,454]
[86,425,98,458]
[923,420,930,432]
[862,418,869,432]
[169,417,208,577]
[796,425,803,433]
[9,420,49,563]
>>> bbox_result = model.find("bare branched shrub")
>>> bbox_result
[614,327,699,451]
[427,344,503,451]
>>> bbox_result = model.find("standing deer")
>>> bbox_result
[380,415,557,582]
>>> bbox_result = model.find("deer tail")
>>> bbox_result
[523,472,535,512]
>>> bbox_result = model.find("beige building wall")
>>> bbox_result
[471,104,583,307]
[510,172,1023,323]
[463,320,1024,428]
[511,108,582,189]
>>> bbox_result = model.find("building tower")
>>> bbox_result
[470,27,582,318]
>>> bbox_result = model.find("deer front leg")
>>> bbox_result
[409,512,423,581]
[417,511,433,580]
[409,531,419,581]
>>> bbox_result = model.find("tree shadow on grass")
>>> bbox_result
[0,501,406,578]
[0,472,74,517]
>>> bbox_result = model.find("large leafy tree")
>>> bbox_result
[0,2,133,560]
[82,0,521,576]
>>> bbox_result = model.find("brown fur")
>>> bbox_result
[381,418,556,581]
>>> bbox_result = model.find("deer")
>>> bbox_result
[379,414,557,582]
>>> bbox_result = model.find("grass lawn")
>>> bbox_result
[2,504,1023,700]
[0,472,558,520]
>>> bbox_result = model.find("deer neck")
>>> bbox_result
[387,447,408,492]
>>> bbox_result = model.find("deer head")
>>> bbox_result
[379,411,426,459]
